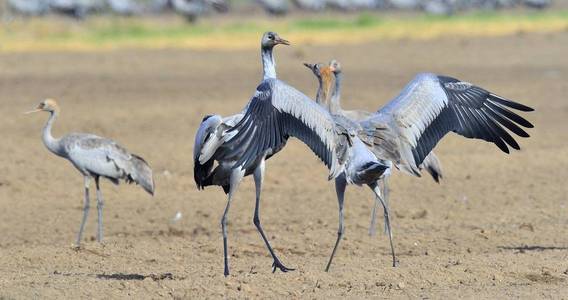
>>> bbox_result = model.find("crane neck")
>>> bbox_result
[42,110,63,156]
[315,76,324,105]
[329,72,343,114]
[261,46,277,80]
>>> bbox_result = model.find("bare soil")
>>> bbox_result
[0,32,567,298]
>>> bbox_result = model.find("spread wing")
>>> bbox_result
[220,79,345,179]
[366,73,534,174]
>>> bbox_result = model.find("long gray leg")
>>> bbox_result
[368,180,380,237]
[76,176,91,247]
[369,174,391,236]
[370,182,396,267]
[222,168,244,277]
[382,175,391,235]
[252,159,294,273]
[325,174,347,272]
[95,176,104,244]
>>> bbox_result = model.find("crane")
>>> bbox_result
[304,59,533,270]
[304,61,443,270]
[194,32,356,276]
[26,99,154,247]
[339,60,534,270]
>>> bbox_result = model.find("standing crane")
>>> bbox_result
[326,60,533,270]
[26,99,154,247]
[194,32,358,276]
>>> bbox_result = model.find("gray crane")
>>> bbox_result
[326,60,443,237]
[305,60,533,271]
[26,99,154,247]
[361,70,533,265]
[193,32,359,276]
[305,61,440,270]
[304,61,442,237]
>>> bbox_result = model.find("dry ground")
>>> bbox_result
[0,32,567,298]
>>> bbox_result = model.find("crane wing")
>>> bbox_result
[221,79,345,179]
[366,73,533,174]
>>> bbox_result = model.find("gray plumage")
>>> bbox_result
[363,72,533,177]
[306,65,442,198]
[421,0,454,15]
[305,61,394,270]
[27,99,154,247]
[48,0,105,18]
[194,32,355,276]
[388,0,420,9]
[257,0,289,15]
[292,0,325,10]
[106,0,142,15]
[522,0,550,9]
[306,59,532,271]
[7,0,50,15]
[171,0,228,22]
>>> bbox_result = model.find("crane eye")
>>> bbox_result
[268,34,274,40]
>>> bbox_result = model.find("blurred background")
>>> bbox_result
[1,0,567,52]
[0,0,562,20]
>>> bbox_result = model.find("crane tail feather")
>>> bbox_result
[129,154,155,196]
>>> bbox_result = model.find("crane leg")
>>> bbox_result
[76,176,91,247]
[368,181,379,237]
[369,175,390,237]
[221,169,244,277]
[252,160,294,273]
[95,176,104,244]
[325,175,346,272]
[382,175,391,235]
[370,182,397,267]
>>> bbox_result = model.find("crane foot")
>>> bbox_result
[271,259,294,273]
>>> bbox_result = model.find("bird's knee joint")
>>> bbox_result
[253,216,260,227]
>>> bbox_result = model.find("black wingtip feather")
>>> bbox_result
[490,94,534,112]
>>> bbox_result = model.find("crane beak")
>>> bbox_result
[24,104,43,114]
[276,37,290,46]
[303,63,314,70]
[24,109,41,114]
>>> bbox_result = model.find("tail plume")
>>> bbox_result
[420,152,443,183]
[129,154,155,195]
[355,161,389,183]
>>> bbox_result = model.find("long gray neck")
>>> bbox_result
[329,72,343,114]
[261,46,276,80]
[42,111,63,156]
[315,76,323,104]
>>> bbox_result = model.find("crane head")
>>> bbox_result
[303,62,324,79]
[25,98,59,114]
[304,62,333,102]
[329,59,342,74]
[261,32,290,49]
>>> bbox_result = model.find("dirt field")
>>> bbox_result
[0,31,567,298]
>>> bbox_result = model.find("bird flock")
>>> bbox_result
[6,0,551,20]
[28,31,534,276]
